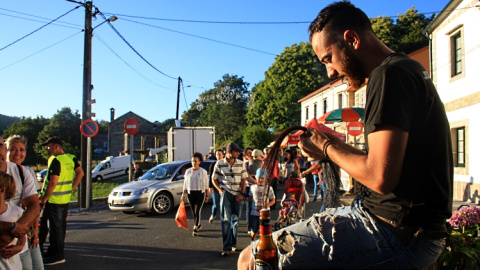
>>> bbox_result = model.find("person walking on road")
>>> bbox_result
[212,142,247,257]
[282,149,301,183]
[239,1,453,269]
[208,149,224,224]
[181,152,209,236]
[38,137,84,266]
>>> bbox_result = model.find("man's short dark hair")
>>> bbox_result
[308,1,372,43]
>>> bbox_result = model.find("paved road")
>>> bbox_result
[44,181,479,270]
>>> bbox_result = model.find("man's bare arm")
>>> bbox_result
[299,125,408,194]
[10,194,40,238]
[72,166,84,190]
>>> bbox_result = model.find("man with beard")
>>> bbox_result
[238,1,452,269]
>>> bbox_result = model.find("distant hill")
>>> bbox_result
[0,114,21,133]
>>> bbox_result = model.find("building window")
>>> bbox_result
[338,93,343,109]
[305,106,309,124]
[450,28,463,77]
[457,127,465,167]
[354,89,366,107]
[323,99,328,114]
[313,103,317,119]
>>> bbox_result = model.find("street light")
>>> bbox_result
[93,16,118,30]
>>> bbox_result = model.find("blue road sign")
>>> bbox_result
[80,120,99,137]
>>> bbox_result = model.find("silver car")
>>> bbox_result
[108,159,215,214]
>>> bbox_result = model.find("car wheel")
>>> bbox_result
[95,175,103,182]
[151,192,173,215]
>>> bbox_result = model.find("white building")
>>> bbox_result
[424,0,480,201]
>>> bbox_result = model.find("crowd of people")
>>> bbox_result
[1,1,454,268]
[181,142,328,258]
[0,135,84,268]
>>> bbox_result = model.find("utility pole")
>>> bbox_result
[176,77,182,127]
[80,1,94,208]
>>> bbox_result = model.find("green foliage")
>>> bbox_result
[3,116,50,165]
[247,42,328,131]
[34,107,82,160]
[371,7,433,54]
[153,118,177,133]
[97,119,109,134]
[439,206,480,269]
[242,125,274,150]
[0,114,21,134]
[181,74,249,147]
[70,177,125,201]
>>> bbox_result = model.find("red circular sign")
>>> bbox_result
[80,120,99,137]
[347,122,363,136]
[124,118,139,135]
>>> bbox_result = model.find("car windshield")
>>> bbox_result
[140,163,183,180]
[93,163,103,172]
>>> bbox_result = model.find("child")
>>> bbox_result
[249,168,276,240]
[0,172,25,270]
[279,192,298,223]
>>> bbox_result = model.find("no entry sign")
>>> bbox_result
[124,118,139,135]
[347,121,363,137]
[80,120,99,137]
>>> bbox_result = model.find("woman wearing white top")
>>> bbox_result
[181,152,209,236]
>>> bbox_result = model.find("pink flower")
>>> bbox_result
[448,206,480,228]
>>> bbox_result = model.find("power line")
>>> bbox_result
[102,9,450,24]
[0,6,81,52]
[0,7,82,29]
[120,18,277,56]
[0,31,82,71]
[98,12,177,80]
[103,13,310,24]
[95,33,171,90]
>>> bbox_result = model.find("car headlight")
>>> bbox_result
[132,187,151,195]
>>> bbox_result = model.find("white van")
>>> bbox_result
[92,155,131,181]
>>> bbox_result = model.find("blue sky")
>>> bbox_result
[0,0,449,124]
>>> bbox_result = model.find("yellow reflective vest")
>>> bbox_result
[43,154,76,204]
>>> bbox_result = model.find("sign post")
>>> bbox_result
[80,120,99,208]
[124,118,139,181]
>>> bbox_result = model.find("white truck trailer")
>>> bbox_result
[167,126,215,162]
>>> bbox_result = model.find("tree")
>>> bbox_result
[242,125,274,150]
[246,42,328,131]
[3,116,50,165]
[153,118,177,133]
[182,74,250,147]
[371,7,433,54]
[34,107,82,160]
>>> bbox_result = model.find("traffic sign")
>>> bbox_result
[347,121,363,136]
[125,118,139,135]
[80,120,99,137]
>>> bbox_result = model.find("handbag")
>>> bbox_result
[175,200,188,230]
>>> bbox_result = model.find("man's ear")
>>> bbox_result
[344,30,360,49]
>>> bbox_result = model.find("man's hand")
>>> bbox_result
[0,232,14,249]
[298,128,330,161]
[10,221,30,238]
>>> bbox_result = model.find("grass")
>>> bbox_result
[70,176,128,201]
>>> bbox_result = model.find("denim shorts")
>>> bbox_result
[253,196,444,269]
